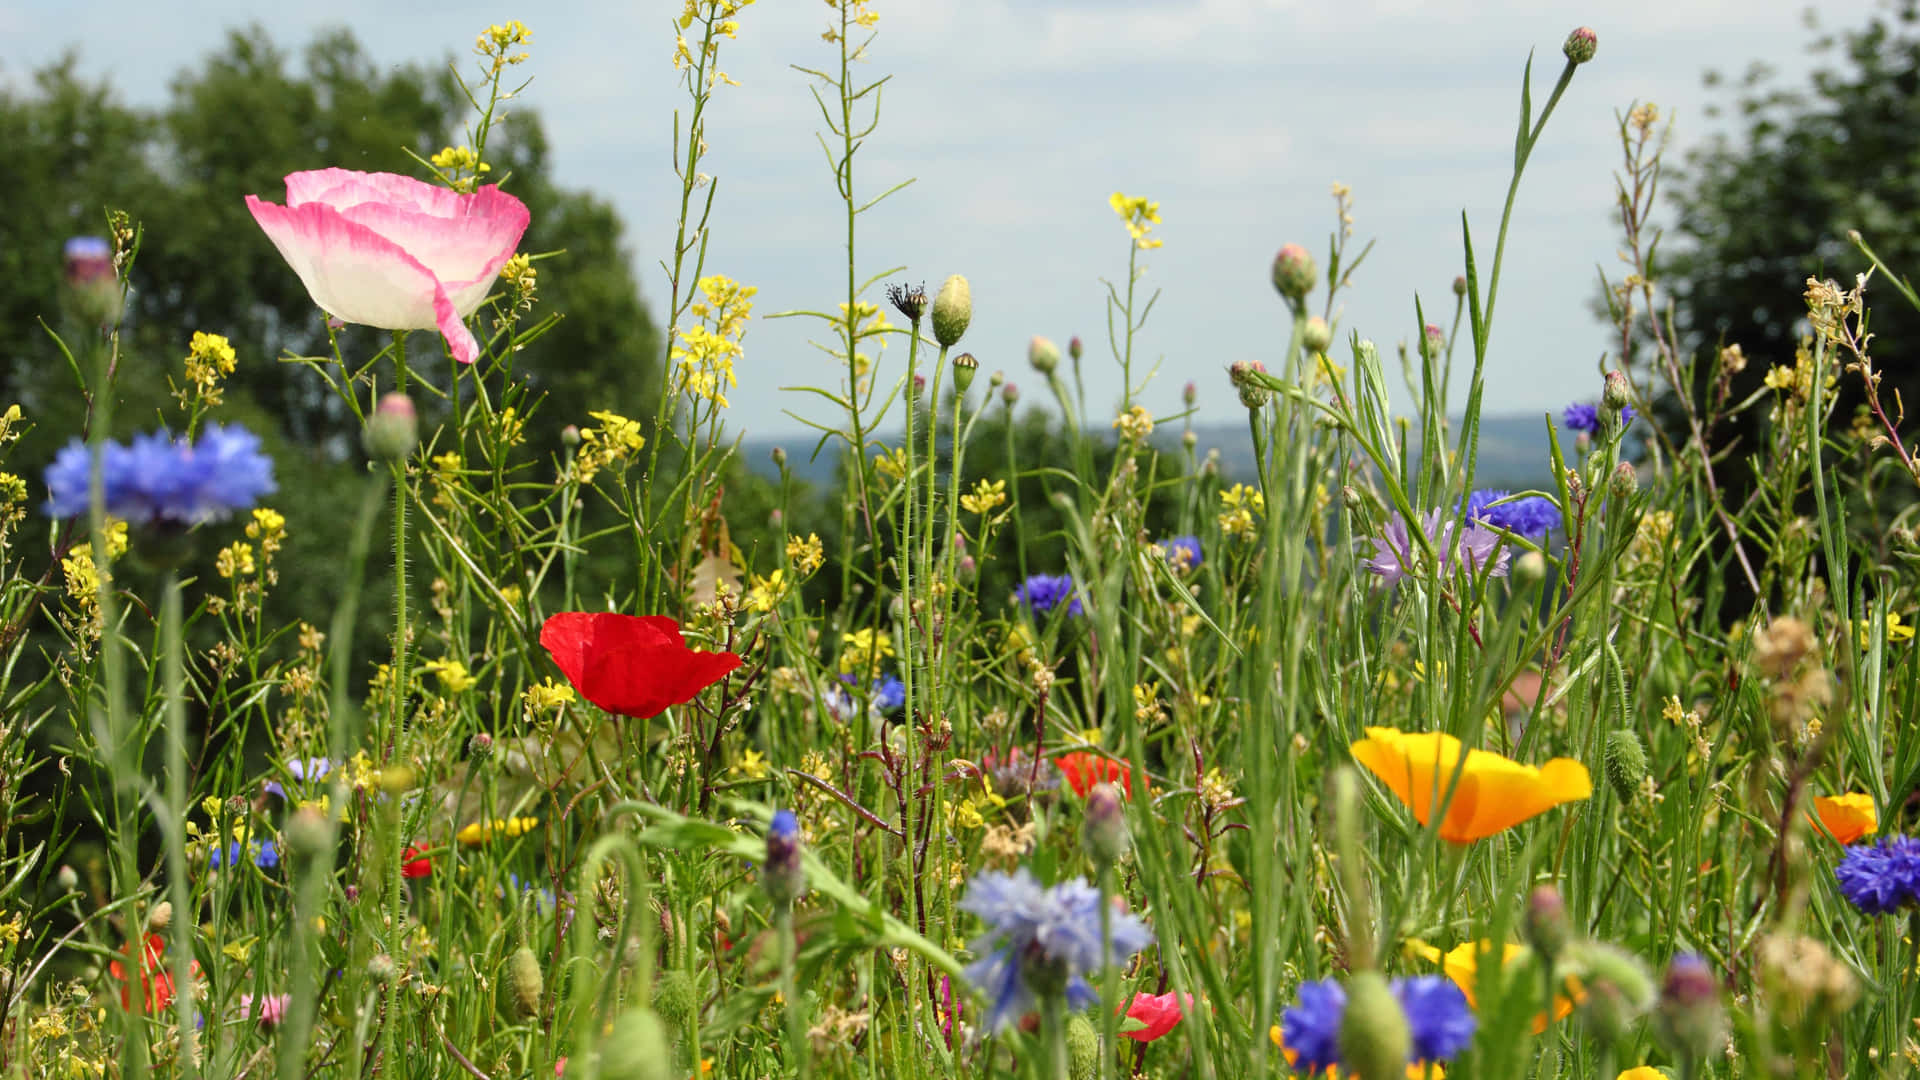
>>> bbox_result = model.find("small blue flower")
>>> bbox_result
[1156,535,1203,570]
[958,867,1152,1034]
[264,756,333,799]
[1562,402,1635,434]
[506,872,558,914]
[206,841,246,870]
[253,840,280,870]
[871,675,907,714]
[763,809,806,907]
[1281,978,1346,1073]
[1835,835,1920,915]
[1013,573,1083,618]
[44,422,275,524]
[1465,490,1559,540]
[1395,974,1476,1062]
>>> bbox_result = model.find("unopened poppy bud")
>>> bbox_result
[285,807,332,859]
[1420,324,1445,360]
[599,1006,673,1080]
[1602,370,1632,412]
[468,732,494,758]
[146,901,173,933]
[1302,316,1333,354]
[1182,430,1197,451]
[1567,942,1655,1046]
[1270,243,1318,302]
[1610,462,1637,498]
[56,865,79,893]
[932,275,971,348]
[952,352,978,393]
[1029,336,1060,375]
[364,392,419,462]
[1655,954,1725,1063]
[912,373,927,399]
[506,946,543,1019]
[1339,972,1412,1080]
[1604,728,1647,802]
[1452,274,1468,297]
[1514,551,1547,584]
[1229,360,1271,410]
[1563,26,1597,65]
[63,236,122,327]
[1068,336,1084,361]
[1082,782,1129,867]
[654,969,698,1028]
[561,424,581,447]
[771,446,787,468]
[1066,1014,1099,1080]
[762,810,806,909]
[1524,885,1571,960]
[1001,382,1020,406]
[368,953,398,984]
[1183,380,1198,406]
[988,368,1005,388]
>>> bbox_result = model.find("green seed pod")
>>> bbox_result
[506,946,543,1020]
[599,1007,673,1080]
[1066,1014,1099,1080]
[1339,971,1412,1080]
[931,275,971,348]
[952,352,978,394]
[1604,729,1648,802]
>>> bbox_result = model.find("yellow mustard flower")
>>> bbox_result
[1108,191,1165,250]
[787,532,825,576]
[215,542,255,579]
[840,627,894,676]
[1350,727,1592,843]
[458,816,540,847]
[746,569,789,614]
[961,478,1007,516]
[1856,611,1915,649]
[523,677,576,711]
[423,659,477,694]
[733,748,769,780]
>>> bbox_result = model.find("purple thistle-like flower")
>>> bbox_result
[1466,489,1560,540]
[1395,975,1477,1062]
[1835,835,1920,915]
[1363,510,1511,588]
[1156,535,1203,570]
[958,867,1152,1033]
[44,423,275,525]
[1281,978,1346,1072]
[1014,573,1084,617]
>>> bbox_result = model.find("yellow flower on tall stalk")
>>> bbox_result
[1616,1068,1666,1080]
[961,478,1007,516]
[1410,940,1578,1034]
[839,627,895,676]
[786,532,825,577]
[1855,611,1914,649]
[672,274,755,407]
[1350,727,1592,843]
[746,569,789,614]
[457,816,540,847]
[1810,792,1877,844]
[1217,483,1265,540]
[1108,191,1164,250]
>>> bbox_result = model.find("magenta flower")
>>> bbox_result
[245,169,530,364]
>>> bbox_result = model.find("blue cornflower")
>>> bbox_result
[253,840,280,870]
[958,867,1152,1033]
[264,756,333,799]
[1013,573,1083,618]
[1156,535,1203,570]
[506,872,558,914]
[872,675,907,714]
[1835,835,1920,915]
[1465,490,1560,540]
[1362,510,1510,587]
[1562,402,1635,433]
[43,423,275,524]
[763,809,805,907]
[1280,978,1346,1072]
[1395,975,1477,1062]
[207,839,277,870]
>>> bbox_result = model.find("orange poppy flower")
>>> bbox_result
[1055,752,1133,798]
[108,933,199,1013]
[1809,793,1877,845]
[1350,728,1591,843]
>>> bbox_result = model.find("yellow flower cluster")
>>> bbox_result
[181,331,237,407]
[786,532,825,576]
[498,253,538,314]
[961,478,1007,516]
[1217,484,1265,540]
[1858,611,1916,649]
[475,20,532,69]
[61,520,128,606]
[840,627,894,676]
[246,508,285,565]
[1109,191,1164,250]
[820,0,879,43]
[575,410,647,483]
[1112,405,1154,443]
[673,274,755,408]
[457,816,540,847]
[430,146,492,192]
[216,542,255,580]
[674,0,754,85]
[873,446,909,481]
[0,471,25,539]
[732,747,769,780]
[430,451,463,508]
[523,677,575,712]
[746,569,789,614]
[0,404,21,446]
[838,300,891,378]
[423,658,477,694]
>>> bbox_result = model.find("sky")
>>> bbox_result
[8,0,1831,439]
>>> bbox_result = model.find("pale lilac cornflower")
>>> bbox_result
[959,867,1152,1033]
[1362,510,1510,587]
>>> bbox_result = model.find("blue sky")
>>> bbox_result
[8,0,1826,438]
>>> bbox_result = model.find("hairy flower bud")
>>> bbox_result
[1655,954,1726,1063]
[468,731,494,759]
[1029,336,1060,375]
[1082,782,1130,867]
[599,1006,673,1080]
[653,969,698,1029]
[1270,243,1318,302]
[1567,942,1655,1047]
[1563,27,1598,65]
[952,352,978,393]
[1420,324,1445,361]
[1452,275,1468,298]
[1183,380,1198,406]
[146,901,173,934]
[932,275,971,348]
[1602,370,1632,413]
[770,445,787,468]
[1001,382,1020,406]
[1066,1014,1099,1080]
[1524,885,1571,961]
[1339,972,1412,1080]
[364,392,419,463]
[762,810,806,909]
[561,424,581,447]
[1302,316,1333,354]
[368,953,398,984]
[1610,461,1637,499]
[506,946,543,1019]
[1230,360,1271,410]
[1604,729,1648,802]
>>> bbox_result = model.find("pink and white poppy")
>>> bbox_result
[245,169,530,364]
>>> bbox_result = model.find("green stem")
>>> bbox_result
[162,572,197,1080]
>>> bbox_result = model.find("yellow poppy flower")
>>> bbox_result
[1411,940,1578,1034]
[1809,792,1877,844]
[1617,1068,1667,1080]
[1350,728,1592,843]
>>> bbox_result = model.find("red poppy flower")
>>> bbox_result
[539,612,742,719]
[108,933,198,1013]
[1118,991,1193,1042]
[402,844,432,879]
[1055,752,1133,798]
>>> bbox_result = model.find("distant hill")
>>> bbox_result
[736,412,1580,495]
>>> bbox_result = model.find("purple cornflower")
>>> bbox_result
[1156,535,1203,570]
[207,839,278,871]
[44,423,275,524]
[1280,975,1476,1073]
[1013,573,1083,618]
[1280,978,1346,1072]
[264,756,333,799]
[1362,510,1511,587]
[958,867,1152,1033]
[872,675,907,714]
[1465,489,1560,540]
[1835,835,1920,915]
[1562,402,1635,433]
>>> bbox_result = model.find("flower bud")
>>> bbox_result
[63,236,122,327]
[1182,430,1197,451]
[1610,462,1637,499]
[1082,782,1130,868]
[1524,885,1571,961]
[762,810,806,909]
[364,392,419,462]
[1420,324,1445,360]
[506,946,544,1019]
[56,865,79,893]
[771,446,787,468]
[1604,729,1648,802]
[468,732,494,758]
[1183,380,1198,406]
[1514,551,1547,584]
[988,369,1005,388]
[1066,1014,1099,1080]
[1655,954,1725,1063]
[1302,316,1333,354]
[561,424,581,447]
[1001,382,1020,406]
[1563,27,1598,65]
[368,953,398,984]
[1452,275,1468,298]
[146,901,173,933]
[1068,336,1084,361]
[1602,370,1633,412]
[285,807,332,859]
[1567,942,1655,1047]
[932,275,971,348]
[599,1006,674,1080]
[911,373,926,400]
[653,969,698,1029]
[952,352,978,393]
[1230,360,1271,410]
[1339,971,1412,1080]
[1029,336,1060,375]
[1270,243,1318,302]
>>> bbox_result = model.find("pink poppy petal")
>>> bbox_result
[288,168,461,217]
[435,289,480,364]
[246,196,443,331]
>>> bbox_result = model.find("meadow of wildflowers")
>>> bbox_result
[3,8,1920,1080]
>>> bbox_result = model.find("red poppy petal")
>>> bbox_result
[542,612,741,718]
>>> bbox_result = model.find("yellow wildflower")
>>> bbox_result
[215,542,255,579]
[423,659,477,694]
[873,446,909,481]
[1351,728,1592,843]
[733,748,769,780]
[840,627,895,676]
[960,478,1007,516]
[1217,483,1265,541]
[457,816,541,847]
[746,569,789,613]
[1857,611,1915,649]
[672,274,755,407]
[1108,191,1164,249]
[523,677,575,712]
[787,532,825,576]
[182,331,237,405]
[1810,792,1877,844]
[575,411,647,483]
[475,21,532,70]
[1112,405,1154,442]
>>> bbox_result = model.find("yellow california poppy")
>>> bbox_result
[1809,792,1877,844]
[1617,1069,1667,1080]
[1411,940,1578,1035]
[1350,728,1592,843]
